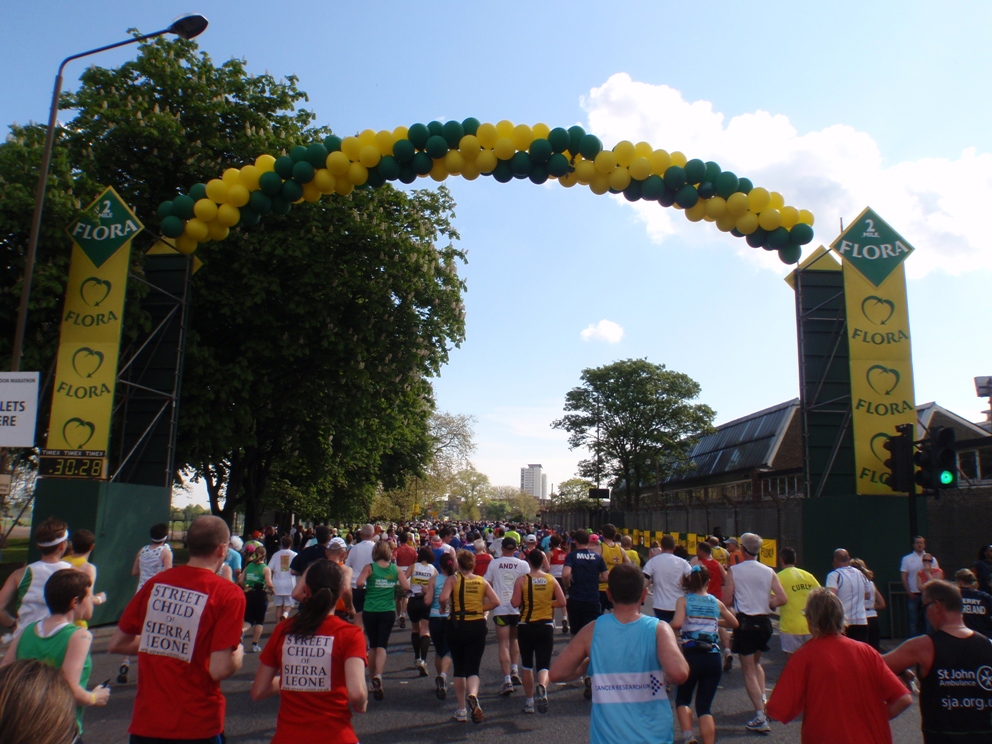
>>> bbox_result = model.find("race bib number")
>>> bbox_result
[280,554,291,572]
[282,634,334,691]
[139,584,207,663]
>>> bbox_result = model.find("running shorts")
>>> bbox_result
[429,616,450,658]
[352,587,366,614]
[731,614,772,655]
[674,652,722,716]
[566,598,601,636]
[517,621,554,672]
[362,610,396,649]
[493,614,519,628]
[447,618,487,677]
[243,587,268,626]
[408,595,430,624]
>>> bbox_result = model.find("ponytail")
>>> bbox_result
[287,560,342,639]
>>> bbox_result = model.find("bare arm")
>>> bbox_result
[250,662,279,701]
[356,564,372,590]
[723,568,735,609]
[769,573,788,609]
[561,565,572,593]
[0,631,21,666]
[874,586,886,611]
[208,644,244,682]
[63,630,109,707]
[108,628,140,656]
[396,567,410,592]
[552,577,566,608]
[888,693,912,719]
[717,600,739,628]
[131,551,141,577]
[883,635,934,679]
[901,570,912,594]
[510,575,526,610]
[264,566,274,594]
[0,568,25,627]
[670,596,687,630]
[345,656,368,713]
[549,622,593,683]
[656,618,689,684]
[161,547,173,570]
[482,579,501,612]
[439,575,455,606]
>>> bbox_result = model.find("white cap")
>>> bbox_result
[328,537,348,550]
[229,536,244,551]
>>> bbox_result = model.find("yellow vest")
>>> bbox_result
[599,542,626,591]
[778,566,821,635]
[520,574,557,623]
[451,573,486,619]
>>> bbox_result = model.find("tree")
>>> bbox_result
[552,359,715,510]
[554,477,596,508]
[450,467,490,520]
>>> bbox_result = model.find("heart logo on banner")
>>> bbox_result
[870,432,891,463]
[80,277,112,307]
[866,365,901,396]
[62,418,95,449]
[861,296,895,326]
[71,347,104,378]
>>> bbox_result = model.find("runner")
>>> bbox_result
[268,535,298,622]
[851,557,886,651]
[621,534,641,567]
[393,532,418,630]
[725,537,744,567]
[471,538,492,577]
[484,536,529,695]
[511,549,565,714]
[955,568,992,635]
[561,528,608,700]
[119,522,173,683]
[693,540,732,669]
[406,545,438,676]
[356,540,410,701]
[250,559,368,744]
[825,548,872,643]
[324,538,355,621]
[671,564,739,744]
[440,550,500,723]
[0,516,71,637]
[597,524,629,614]
[345,524,377,631]
[224,535,244,583]
[0,658,79,744]
[239,545,274,653]
[776,546,819,658]
[642,534,691,622]
[429,553,455,700]
[548,534,569,634]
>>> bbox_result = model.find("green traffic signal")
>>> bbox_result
[940,469,955,486]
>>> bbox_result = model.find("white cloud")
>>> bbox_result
[581,73,992,276]
[580,319,624,343]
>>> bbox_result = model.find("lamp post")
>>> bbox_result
[9,14,208,372]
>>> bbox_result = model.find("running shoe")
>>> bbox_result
[535,683,548,714]
[416,659,428,677]
[723,654,733,672]
[561,619,569,635]
[584,676,592,700]
[398,615,406,629]
[522,700,535,714]
[511,671,523,686]
[745,715,771,733]
[371,676,384,701]
[467,693,483,723]
[117,663,129,685]
[435,675,447,700]
[453,708,468,722]
[500,681,514,696]
[251,643,261,653]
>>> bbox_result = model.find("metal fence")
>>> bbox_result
[925,484,992,581]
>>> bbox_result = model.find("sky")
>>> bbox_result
[2,1,990,503]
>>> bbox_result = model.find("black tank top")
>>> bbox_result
[920,629,992,742]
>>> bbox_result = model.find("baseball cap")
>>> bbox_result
[229,536,243,551]
[502,537,518,550]
[726,537,739,546]
[525,534,537,544]
[589,534,600,544]
[328,537,347,550]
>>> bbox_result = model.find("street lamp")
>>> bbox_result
[9,14,209,372]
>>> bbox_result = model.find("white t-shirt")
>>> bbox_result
[826,565,871,626]
[345,540,376,589]
[484,556,529,616]
[729,559,775,616]
[866,580,878,619]
[642,552,691,611]
[900,551,938,593]
[268,548,298,596]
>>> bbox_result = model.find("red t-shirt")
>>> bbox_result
[766,633,908,743]
[473,552,492,577]
[259,614,368,744]
[394,544,417,568]
[699,556,724,601]
[118,565,246,739]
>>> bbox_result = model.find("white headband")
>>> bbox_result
[151,536,169,543]
[37,530,69,548]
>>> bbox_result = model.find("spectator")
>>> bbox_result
[972,545,992,594]
[955,569,992,635]
[916,554,945,590]
[0,658,79,744]
[901,536,937,636]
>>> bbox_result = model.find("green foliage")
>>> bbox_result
[552,359,716,509]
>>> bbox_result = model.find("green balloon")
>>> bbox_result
[289,145,308,163]
[492,160,513,183]
[249,191,272,214]
[172,194,195,220]
[730,228,744,238]
[640,175,666,201]
[366,168,386,189]
[398,164,417,184]
[156,200,174,220]
[704,161,721,183]
[270,197,291,215]
[529,138,552,164]
[715,171,739,199]
[427,120,444,137]
[623,180,642,202]
[236,209,257,227]
[306,143,329,168]
[663,165,687,190]
[461,117,480,135]
[259,171,283,196]
[578,134,602,159]
[189,183,208,201]
[567,126,586,155]
[675,184,699,209]
[746,228,768,248]
[425,135,449,159]
[275,155,295,179]
[790,223,814,245]
[684,159,706,185]
[292,161,315,184]
[767,226,791,249]
[407,123,430,149]
[378,155,401,181]
[323,134,342,152]
[529,165,549,184]
[280,179,304,203]
[697,181,715,200]
[659,188,677,208]
[548,127,570,154]
[737,177,753,194]
[392,139,415,163]
[442,120,464,148]
[160,215,184,238]
[510,151,533,176]
[546,153,570,177]
[779,244,802,264]
[412,151,433,175]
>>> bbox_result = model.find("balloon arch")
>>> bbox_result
[155,118,815,264]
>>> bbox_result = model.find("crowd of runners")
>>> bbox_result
[2,515,992,743]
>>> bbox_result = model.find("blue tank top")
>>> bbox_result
[429,574,447,618]
[589,613,673,744]
[680,592,720,652]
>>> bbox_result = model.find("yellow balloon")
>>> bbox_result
[193,198,218,222]
[459,134,481,159]
[574,159,597,184]
[559,171,578,187]
[341,136,361,161]
[532,123,550,139]
[704,196,727,220]
[375,129,395,156]
[634,141,654,159]
[594,150,618,175]
[669,151,687,167]
[239,165,261,191]
[334,179,354,196]
[628,157,652,181]
[758,208,782,231]
[726,192,750,217]
[650,149,671,175]
[392,125,409,142]
[255,154,276,173]
[207,220,230,241]
[747,187,770,213]
[702,213,715,222]
[461,160,480,180]
[716,213,738,232]
[227,185,250,207]
[769,191,785,210]
[476,123,498,148]
[685,200,707,222]
[313,169,336,193]
[205,179,228,204]
[613,140,636,167]
[184,218,209,242]
[347,162,368,186]
[798,209,814,226]
[359,145,381,168]
[736,212,759,235]
[326,151,351,176]
[493,137,516,161]
[476,150,498,174]
[589,172,610,195]
[175,235,198,255]
[443,150,464,174]
[217,203,241,227]
[358,129,377,148]
[430,159,448,182]
[511,124,533,151]
[222,168,241,186]
[780,206,799,229]
[608,168,631,191]
[495,120,515,138]
[302,182,321,202]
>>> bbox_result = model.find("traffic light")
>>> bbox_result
[882,431,914,492]
[915,426,958,490]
